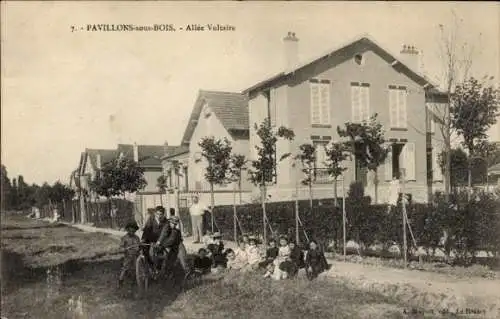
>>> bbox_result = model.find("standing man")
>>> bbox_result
[110,203,118,229]
[189,195,211,243]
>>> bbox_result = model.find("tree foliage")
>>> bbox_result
[228,154,247,184]
[248,117,295,187]
[337,114,388,202]
[197,136,233,186]
[324,142,350,205]
[439,148,468,189]
[89,157,147,198]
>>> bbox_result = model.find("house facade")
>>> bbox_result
[244,33,447,203]
[162,90,253,208]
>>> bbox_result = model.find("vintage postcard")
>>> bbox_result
[1,1,499,318]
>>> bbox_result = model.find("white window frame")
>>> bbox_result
[351,82,370,123]
[388,85,407,129]
[310,79,331,126]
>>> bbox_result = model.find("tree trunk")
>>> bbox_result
[443,97,452,201]
[374,169,379,204]
[261,185,267,245]
[238,174,243,205]
[210,182,215,233]
[334,177,338,207]
[467,160,473,201]
[233,185,237,242]
[309,181,313,210]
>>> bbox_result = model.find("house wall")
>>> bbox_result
[187,105,251,194]
[142,169,163,192]
[251,48,432,202]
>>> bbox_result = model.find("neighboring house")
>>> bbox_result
[117,143,168,222]
[243,32,447,203]
[163,90,253,207]
[488,163,500,188]
[76,148,118,199]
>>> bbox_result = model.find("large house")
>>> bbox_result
[243,32,447,203]
[162,90,253,208]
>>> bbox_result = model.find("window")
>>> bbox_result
[354,53,364,66]
[401,142,416,181]
[389,85,407,128]
[351,82,370,123]
[310,79,331,126]
[385,143,415,180]
[313,140,330,183]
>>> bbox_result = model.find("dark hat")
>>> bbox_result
[155,206,165,213]
[125,221,139,231]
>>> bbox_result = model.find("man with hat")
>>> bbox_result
[189,194,211,243]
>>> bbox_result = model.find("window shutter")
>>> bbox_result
[315,143,327,168]
[385,143,393,181]
[361,86,370,122]
[433,147,443,181]
[389,89,398,128]
[310,83,321,125]
[320,83,330,125]
[402,143,416,181]
[398,89,407,128]
[351,85,361,122]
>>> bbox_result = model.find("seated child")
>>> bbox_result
[259,239,278,269]
[245,237,261,270]
[269,237,291,280]
[207,232,225,267]
[118,221,141,287]
[305,240,329,280]
[288,241,305,278]
[193,248,212,275]
[202,231,214,247]
[226,248,248,271]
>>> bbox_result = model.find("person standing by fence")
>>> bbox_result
[189,195,211,243]
[110,203,118,229]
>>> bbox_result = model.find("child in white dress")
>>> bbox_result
[270,237,291,280]
[245,237,261,271]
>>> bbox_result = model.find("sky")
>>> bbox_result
[2,1,499,185]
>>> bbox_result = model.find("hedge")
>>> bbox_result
[179,192,500,266]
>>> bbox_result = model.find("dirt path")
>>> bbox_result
[325,261,500,318]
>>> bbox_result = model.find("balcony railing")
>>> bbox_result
[313,168,333,184]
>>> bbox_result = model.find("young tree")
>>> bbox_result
[1,165,12,211]
[156,174,168,206]
[248,117,295,244]
[439,147,468,191]
[324,142,349,206]
[337,114,388,203]
[295,143,316,209]
[429,11,482,201]
[197,136,233,232]
[228,154,247,241]
[450,76,499,195]
[89,157,147,199]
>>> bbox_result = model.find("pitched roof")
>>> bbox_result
[180,90,249,146]
[85,149,118,170]
[117,144,166,168]
[161,145,189,160]
[243,33,445,96]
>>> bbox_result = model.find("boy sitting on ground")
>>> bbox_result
[226,248,247,271]
[202,231,214,246]
[118,221,141,287]
[193,248,212,275]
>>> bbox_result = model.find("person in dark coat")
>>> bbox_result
[259,239,279,269]
[157,215,183,276]
[142,206,167,267]
[305,240,329,280]
[193,248,212,275]
[288,241,305,278]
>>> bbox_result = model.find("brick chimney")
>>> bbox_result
[400,44,423,74]
[163,141,169,157]
[283,31,299,72]
[133,143,139,162]
[96,153,102,169]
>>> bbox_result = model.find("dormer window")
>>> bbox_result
[354,53,364,66]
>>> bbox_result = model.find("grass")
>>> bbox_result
[1,215,415,319]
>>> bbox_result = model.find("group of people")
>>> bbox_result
[118,205,188,286]
[118,194,331,286]
[190,233,329,281]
